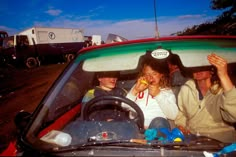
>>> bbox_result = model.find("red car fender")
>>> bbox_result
[0,104,82,156]
[0,141,17,156]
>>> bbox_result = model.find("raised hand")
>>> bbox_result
[207,53,228,78]
[131,76,149,96]
[207,53,233,91]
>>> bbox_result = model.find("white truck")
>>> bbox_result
[84,35,102,46]
[1,27,85,68]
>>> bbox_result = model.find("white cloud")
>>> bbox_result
[0,25,10,30]
[0,25,18,35]
[45,9,62,16]
[88,6,105,13]
[77,15,217,40]
[4,14,218,40]
[178,14,205,19]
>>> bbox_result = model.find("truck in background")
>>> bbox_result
[0,31,8,47]
[84,35,102,46]
[0,27,85,68]
[0,31,9,66]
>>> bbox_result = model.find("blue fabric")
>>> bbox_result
[213,143,236,157]
[144,128,169,141]
[144,129,158,141]
[144,117,171,141]
[148,117,171,130]
[144,127,185,142]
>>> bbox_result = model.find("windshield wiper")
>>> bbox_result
[55,136,227,152]
[56,138,188,152]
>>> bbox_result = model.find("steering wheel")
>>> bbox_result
[82,95,144,129]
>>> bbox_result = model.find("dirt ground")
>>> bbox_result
[0,63,67,151]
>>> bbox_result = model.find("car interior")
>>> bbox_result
[37,51,193,146]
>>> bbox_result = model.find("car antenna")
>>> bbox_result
[153,0,159,39]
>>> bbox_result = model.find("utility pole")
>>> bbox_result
[154,0,159,38]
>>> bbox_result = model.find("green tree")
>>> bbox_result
[211,0,235,10]
[176,0,236,35]
[211,0,236,17]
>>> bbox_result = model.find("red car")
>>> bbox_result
[2,35,236,157]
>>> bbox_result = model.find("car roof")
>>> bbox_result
[79,35,236,51]
[78,35,236,69]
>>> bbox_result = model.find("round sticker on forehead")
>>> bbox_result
[151,49,170,59]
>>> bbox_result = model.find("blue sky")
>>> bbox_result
[0,0,223,40]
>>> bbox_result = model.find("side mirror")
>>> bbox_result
[14,110,31,134]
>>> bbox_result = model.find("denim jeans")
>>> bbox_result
[148,117,171,130]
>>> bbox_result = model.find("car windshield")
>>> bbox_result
[22,36,236,156]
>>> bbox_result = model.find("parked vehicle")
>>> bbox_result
[0,30,8,65]
[2,35,236,156]
[0,27,85,68]
[0,30,8,47]
[84,35,102,46]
